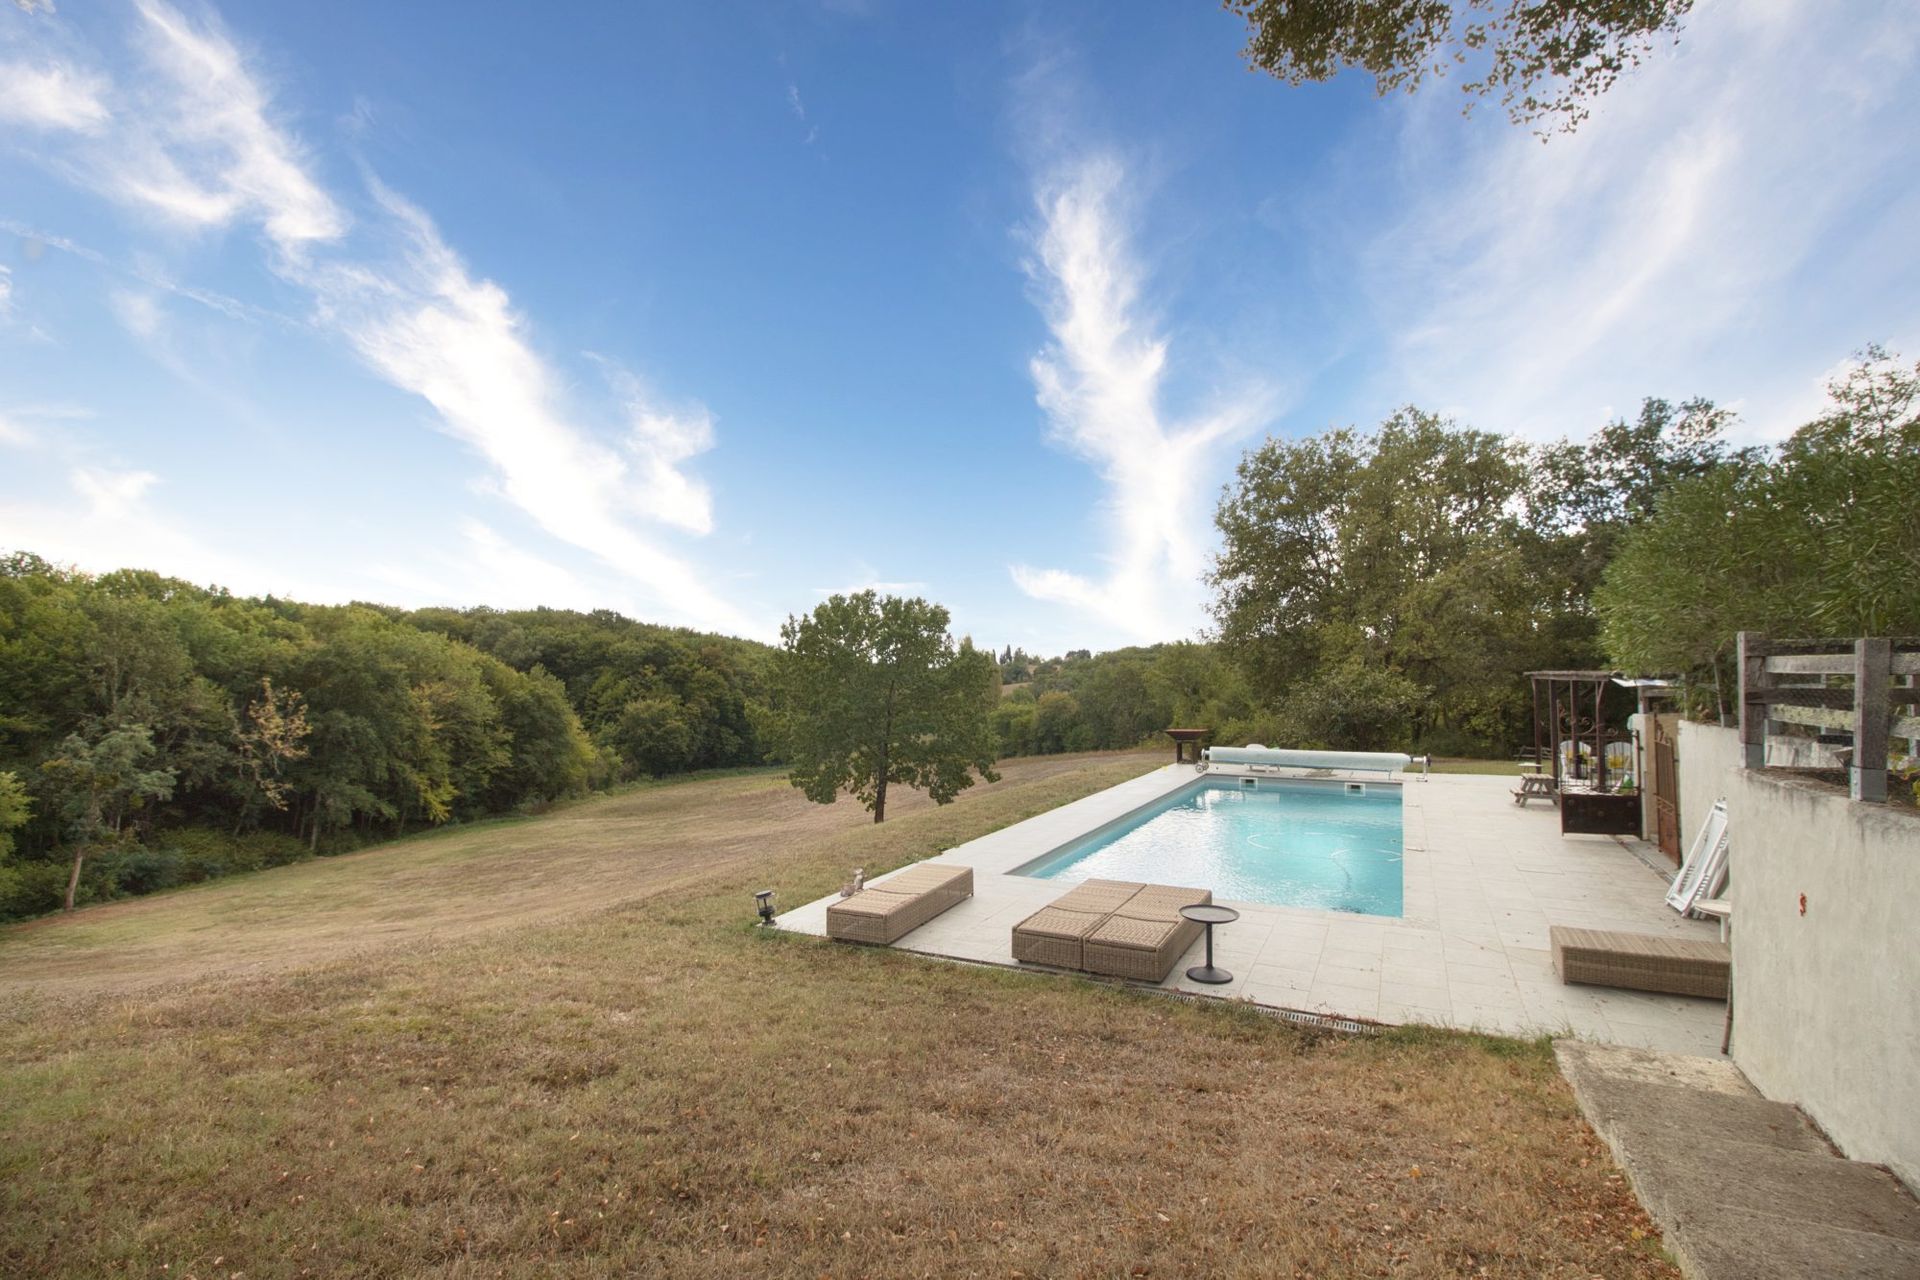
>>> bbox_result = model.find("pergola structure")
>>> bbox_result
[1528,671,1619,788]
[1525,670,1640,836]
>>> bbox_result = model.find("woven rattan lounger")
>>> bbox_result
[826,862,973,946]
[1550,925,1730,999]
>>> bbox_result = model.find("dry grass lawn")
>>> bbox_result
[0,751,1675,1278]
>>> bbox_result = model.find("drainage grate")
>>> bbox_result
[1272,1007,1378,1035]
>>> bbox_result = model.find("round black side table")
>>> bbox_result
[1179,903,1240,984]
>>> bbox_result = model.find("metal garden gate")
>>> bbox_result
[1651,715,1680,862]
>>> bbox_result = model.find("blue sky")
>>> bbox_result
[3,0,1917,652]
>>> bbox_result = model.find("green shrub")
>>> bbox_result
[1213,713,1287,748]
[0,859,78,920]
[0,826,319,920]
[109,846,187,895]
[247,829,312,869]
[155,827,311,880]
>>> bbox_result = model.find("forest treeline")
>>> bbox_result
[3,349,1910,918]
[0,567,777,918]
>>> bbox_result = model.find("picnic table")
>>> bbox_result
[1512,770,1557,806]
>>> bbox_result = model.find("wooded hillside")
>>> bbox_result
[0,561,778,918]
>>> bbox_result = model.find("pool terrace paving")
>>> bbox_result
[778,763,1727,1053]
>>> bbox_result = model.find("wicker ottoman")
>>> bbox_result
[827,863,973,946]
[1112,883,1212,922]
[1049,878,1145,914]
[1550,925,1730,999]
[1015,881,1213,981]
[1011,905,1108,969]
[1082,913,1204,983]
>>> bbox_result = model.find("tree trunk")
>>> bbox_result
[874,678,896,824]
[309,812,321,854]
[64,847,85,912]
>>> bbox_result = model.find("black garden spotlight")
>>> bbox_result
[754,889,776,927]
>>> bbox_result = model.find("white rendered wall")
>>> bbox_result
[1680,721,1920,1191]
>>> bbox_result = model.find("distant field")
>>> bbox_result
[0,752,1153,999]
[0,749,1673,1279]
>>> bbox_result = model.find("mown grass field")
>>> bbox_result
[1411,759,1535,776]
[0,751,1674,1278]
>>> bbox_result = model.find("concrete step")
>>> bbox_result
[1580,1074,1832,1156]
[1556,1039,1920,1280]
[1681,1207,1920,1280]
[1621,1127,1920,1242]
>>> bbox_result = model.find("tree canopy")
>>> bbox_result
[777,593,999,823]
[1209,398,1748,751]
[1597,347,1920,707]
[1226,0,1694,131]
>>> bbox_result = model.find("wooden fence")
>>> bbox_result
[1737,632,1920,802]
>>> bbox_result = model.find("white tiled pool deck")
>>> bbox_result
[777,764,1728,1054]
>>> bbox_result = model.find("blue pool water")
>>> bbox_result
[1018,779,1404,916]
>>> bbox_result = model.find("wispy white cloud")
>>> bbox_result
[2,465,240,591]
[298,185,746,631]
[107,287,163,339]
[70,463,157,509]
[0,264,11,313]
[113,0,345,253]
[1361,0,1920,442]
[2,5,344,250]
[363,519,601,612]
[3,0,754,634]
[1011,154,1273,643]
[0,217,294,326]
[0,456,619,615]
[0,462,356,602]
[0,401,89,450]
[786,82,818,146]
[0,59,110,131]
[588,355,718,535]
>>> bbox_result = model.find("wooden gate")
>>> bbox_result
[1651,715,1680,863]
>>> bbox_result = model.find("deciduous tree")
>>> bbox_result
[777,593,999,823]
[231,677,310,833]
[39,725,175,910]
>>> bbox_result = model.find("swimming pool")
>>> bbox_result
[1016,778,1404,916]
